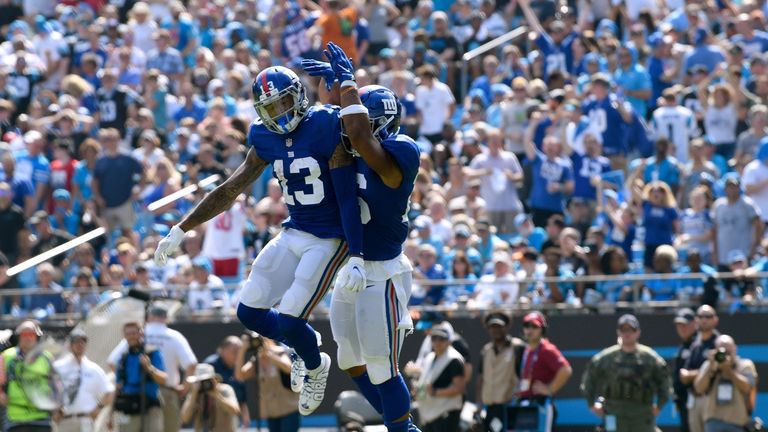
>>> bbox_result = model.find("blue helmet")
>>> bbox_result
[358,85,402,142]
[252,66,308,134]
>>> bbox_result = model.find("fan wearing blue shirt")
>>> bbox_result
[565,132,611,203]
[732,14,768,58]
[614,45,652,118]
[641,181,680,269]
[524,118,575,228]
[642,138,682,194]
[581,74,633,166]
[519,0,575,80]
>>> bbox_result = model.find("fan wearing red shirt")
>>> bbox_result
[516,311,572,426]
[48,139,77,212]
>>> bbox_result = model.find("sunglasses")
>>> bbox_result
[522,323,541,329]
[618,327,638,333]
[430,335,448,341]
[697,314,715,319]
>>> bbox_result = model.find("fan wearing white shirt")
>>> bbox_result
[54,330,114,432]
[415,64,455,143]
[470,252,519,308]
[202,200,247,280]
[652,90,698,164]
[107,306,198,432]
[187,256,226,312]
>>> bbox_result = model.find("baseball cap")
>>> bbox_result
[514,213,531,228]
[149,304,169,319]
[69,328,88,342]
[192,256,213,273]
[53,189,71,201]
[617,314,640,329]
[727,249,747,265]
[379,47,395,59]
[484,311,511,327]
[674,308,696,324]
[522,311,546,328]
[430,322,451,339]
[454,224,471,238]
[492,251,512,266]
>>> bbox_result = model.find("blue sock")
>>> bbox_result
[351,372,383,414]
[277,313,321,369]
[377,374,411,431]
[236,304,289,345]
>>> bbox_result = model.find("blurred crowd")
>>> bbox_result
[3,0,768,317]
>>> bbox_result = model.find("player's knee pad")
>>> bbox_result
[364,355,396,385]
[236,304,281,341]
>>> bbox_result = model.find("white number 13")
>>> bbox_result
[273,157,325,206]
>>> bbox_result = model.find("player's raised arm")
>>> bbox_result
[154,147,268,265]
[325,42,404,189]
[328,140,366,292]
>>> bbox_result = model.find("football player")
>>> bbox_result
[154,65,365,415]
[303,43,421,432]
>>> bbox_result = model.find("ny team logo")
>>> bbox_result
[382,98,397,115]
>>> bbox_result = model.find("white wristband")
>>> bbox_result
[341,80,357,89]
[340,104,369,117]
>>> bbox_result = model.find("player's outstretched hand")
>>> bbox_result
[301,59,336,91]
[324,42,355,83]
[154,225,185,266]
[335,256,366,293]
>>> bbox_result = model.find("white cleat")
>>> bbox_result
[298,352,331,416]
[290,352,305,393]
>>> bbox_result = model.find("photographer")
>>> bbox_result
[246,335,301,432]
[112,322,167,432]
[108,305,197,432]
[203,335,254,429]
[694,335,758,432]
[180,364,240,432]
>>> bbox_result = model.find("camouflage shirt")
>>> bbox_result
[581,344,671,413]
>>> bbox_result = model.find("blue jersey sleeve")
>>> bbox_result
[381,135,421,189]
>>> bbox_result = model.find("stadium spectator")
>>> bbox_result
[91,128,143,237]
[415,64,455,144]
[204,336,255,429]
[187,256,225,312]
[29,210,74,267]
[471,250,518,307]
[735,106,768,165]
[712,176,762,270]
[468,127,523,234]
[525,120,574,227]
[0,181,25,263]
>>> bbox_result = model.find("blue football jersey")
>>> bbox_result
[281,15,319,60]
[357,135,420,261]
[248,104,345,239]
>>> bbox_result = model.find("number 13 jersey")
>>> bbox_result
[248,104,345,240]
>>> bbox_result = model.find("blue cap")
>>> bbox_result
[514,213,530,228]
[379,47,395,58]
[192,256,213,273]
[727,249,747,265]
[596,19,617,37]
[53,189,71,201]
[491,83,512,97]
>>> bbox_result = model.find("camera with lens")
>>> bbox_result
[199,378,215,392]
[714,347,728,363]
[244,331,264,351]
